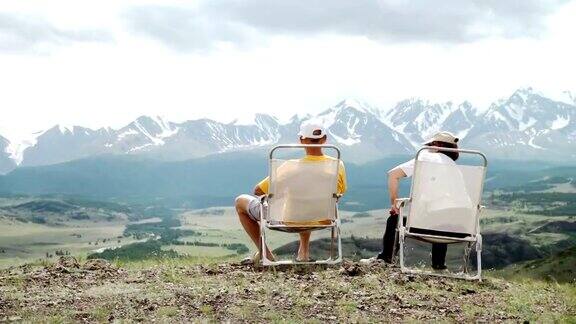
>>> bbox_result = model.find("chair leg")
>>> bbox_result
[330,227,335,261]
[392,215,406,265]
[259,203,266,266]
[337,225,343,262]
[259,225,266,265]
[463,242,472,274]
[398,228,406,271]
[476,234,482,281]
[391,230,398,265]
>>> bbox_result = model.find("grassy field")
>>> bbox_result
[178,206,574,260]
[1,197,574,271]
[177,207,389,257]
[0,217,143,268]
[480,209,575,249]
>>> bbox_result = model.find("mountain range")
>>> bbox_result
[1,87,575,174]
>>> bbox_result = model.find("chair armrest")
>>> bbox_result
[394,198,410,208]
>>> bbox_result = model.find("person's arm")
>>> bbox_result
[338,161,347,196]
[388,167,407,214]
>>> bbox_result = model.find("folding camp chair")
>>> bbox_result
[259,144,343,266]
[395,146,487,280]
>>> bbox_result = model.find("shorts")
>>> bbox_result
[238,194,263,221]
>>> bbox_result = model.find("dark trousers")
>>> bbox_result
[377,212,447,268]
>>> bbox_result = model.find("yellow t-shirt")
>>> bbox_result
[256,155,347,195]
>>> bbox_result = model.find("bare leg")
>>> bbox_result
[235,196,274,260]
[297,231,311,261]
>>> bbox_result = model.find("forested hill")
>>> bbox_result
[0,152,573,211]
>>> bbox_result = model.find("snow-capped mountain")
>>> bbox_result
[465,87,576,159]
[307,100,413,162]
[1,88,575,174]
[0,135,16,174]
[19,125,116,167]
[382,99,478,146]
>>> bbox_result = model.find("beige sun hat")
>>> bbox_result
[423,131,459,145]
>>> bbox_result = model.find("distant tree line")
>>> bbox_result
[494,192,576,216]
[173,241,249,254]
[123,216,198,243]
[88,241,178,261]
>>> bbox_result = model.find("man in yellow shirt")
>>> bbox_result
[235,123,347,264]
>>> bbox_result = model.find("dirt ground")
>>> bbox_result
[0,257,574,322]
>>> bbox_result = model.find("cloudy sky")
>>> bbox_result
[0,0,575,143]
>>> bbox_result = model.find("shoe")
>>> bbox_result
[359,257,384,265]
[240,252,261,265]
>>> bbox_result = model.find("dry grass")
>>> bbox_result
[0,256,574,322]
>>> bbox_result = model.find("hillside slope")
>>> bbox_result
[0,257,574,322]
[502,246,576,283]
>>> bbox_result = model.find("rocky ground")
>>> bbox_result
[0,257,574,322]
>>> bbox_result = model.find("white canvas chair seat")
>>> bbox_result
[260,145,343,266]
[396,147,487,281]
[407,228,475,244]
[266,219,334,233]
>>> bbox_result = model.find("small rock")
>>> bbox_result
[56,256,80,269]
[82,259,112,271]
[461,288,476,295]
[339,262,363,277]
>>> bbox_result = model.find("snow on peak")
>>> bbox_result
[551,115,570,130]
[228,113,278,127]
[511,87,536,102]
[4,130,46,165]
[459,101,479,114]
[337,98,372,112]
[57,124,75,134]
[149,115,179,138]
[132,119,165,146]
[121,116,179,150]
[310,101,364,129]
[542,90,576,106]
[384,98,458,137]
[283,114,307,125]
[329,130,361,146]
[397,97,426,106]
[307,112,336,129]
[562,91,575,105]
[414,102,459,139]
[229,113,258,126]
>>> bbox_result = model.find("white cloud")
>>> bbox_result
[0,0,575,146]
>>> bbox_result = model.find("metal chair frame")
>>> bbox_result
[394,146,488,281]
[259,144,343,266]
